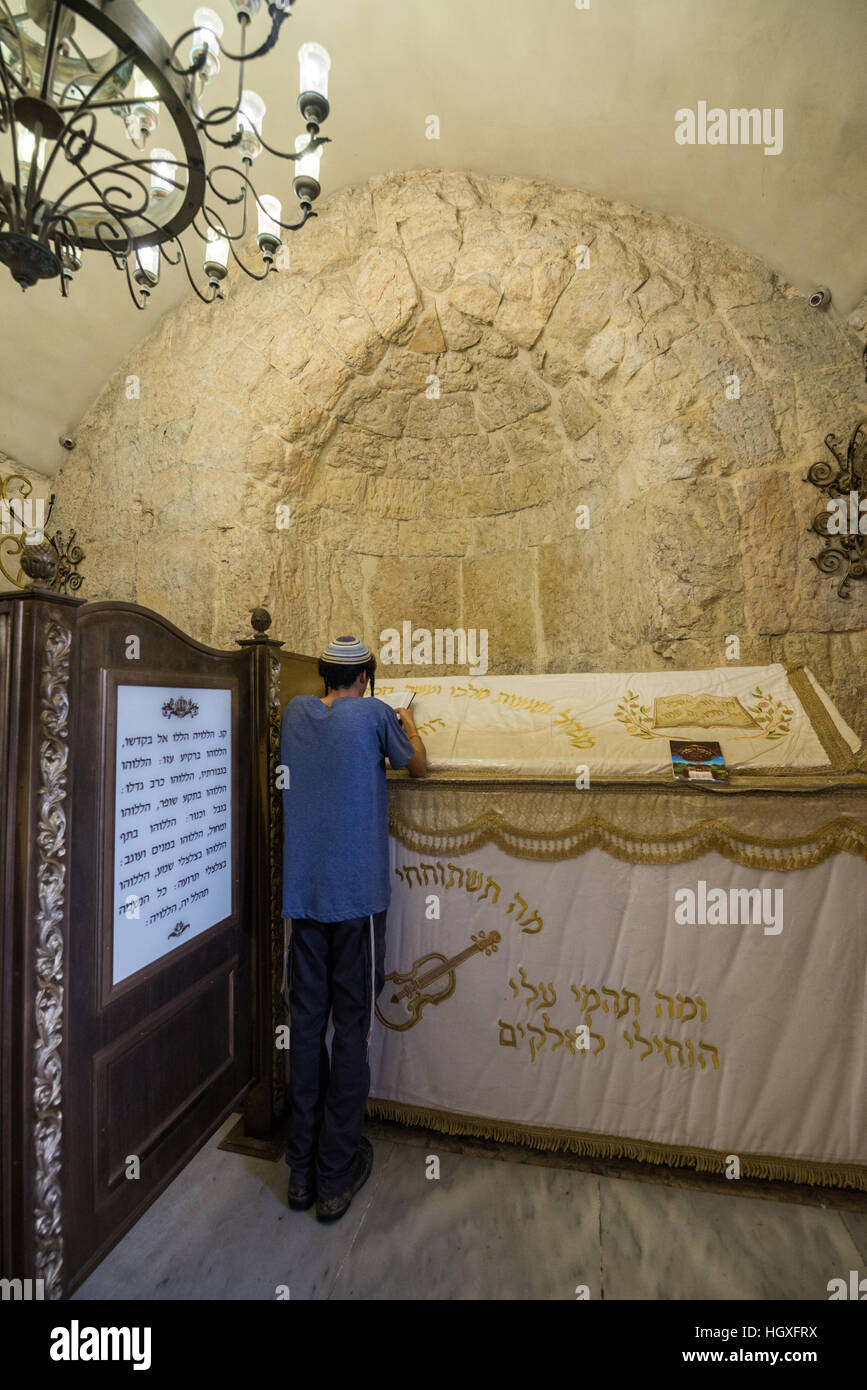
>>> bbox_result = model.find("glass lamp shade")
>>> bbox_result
[204,226,230,278]
[134,244,160,287]
[128,74,159,143]
[16,126,48,178]
[231,0,262,16]
[257,194,282,255]
[148,148,178,198]
[298,42,330,100]
[134,75,159,108]
[238,89,266,133]
[190,8,223,77]
[237,89,266,159]
[294,132,322,182]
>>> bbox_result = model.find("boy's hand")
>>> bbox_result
[395,707,417,737]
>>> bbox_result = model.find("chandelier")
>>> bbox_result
[0,0,331,306]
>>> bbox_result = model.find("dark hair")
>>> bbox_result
[318,655,376,697]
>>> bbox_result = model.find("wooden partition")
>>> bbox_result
[0,591,317,1297]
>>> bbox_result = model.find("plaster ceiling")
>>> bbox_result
[2,0,866,476]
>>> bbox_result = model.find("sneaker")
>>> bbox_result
[287,1171,316,1212]
[315,1137,374,1224]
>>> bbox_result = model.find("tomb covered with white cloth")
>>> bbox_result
[369,664,867,1190]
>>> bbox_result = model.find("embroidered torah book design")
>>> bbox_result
[653,694,757,730]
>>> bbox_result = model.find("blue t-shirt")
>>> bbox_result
[281,695,416,921]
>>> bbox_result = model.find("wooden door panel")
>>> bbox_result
[65,604,255,1289]
[93,960,237,1196]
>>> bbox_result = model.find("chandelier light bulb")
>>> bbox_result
[203,225,230,280]
[134,76,159,106]
[257,194,283,258]
[231,0,263,18]
[294,132,322,183]
[190,8,223,79]
[298,42,330,101]
[134,243,160,288]
[237,89,266,160]
[16,126,46,172]
[148,149,177,199]
[126,74,160,146]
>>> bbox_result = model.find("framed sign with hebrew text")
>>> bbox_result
[110,682,233,987]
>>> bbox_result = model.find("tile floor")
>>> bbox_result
[72,1114,867,1301]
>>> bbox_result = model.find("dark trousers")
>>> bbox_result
[284,911,387,1198]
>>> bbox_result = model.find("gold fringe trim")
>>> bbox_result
[785,666,857,771]
[388,807,867,868]
[367,1098,867,1192]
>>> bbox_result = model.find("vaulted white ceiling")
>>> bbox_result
[2,0,866,475]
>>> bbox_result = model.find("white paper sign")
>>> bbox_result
[112,685,232,985]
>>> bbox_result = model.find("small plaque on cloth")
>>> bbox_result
[653,694,757,729]
[669,739,729,782]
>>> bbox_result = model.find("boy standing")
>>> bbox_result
[280,636,426,1221]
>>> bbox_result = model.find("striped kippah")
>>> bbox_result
[320,635,372,664]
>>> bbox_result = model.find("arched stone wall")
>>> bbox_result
[53,170,867,733]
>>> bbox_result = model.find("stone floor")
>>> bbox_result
[72,1114,867,1301]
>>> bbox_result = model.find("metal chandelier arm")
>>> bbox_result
[210,4,295,67]
[204,163,317,233]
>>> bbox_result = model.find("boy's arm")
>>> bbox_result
[393,707,427,778]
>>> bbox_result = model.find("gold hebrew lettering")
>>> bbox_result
[632,1020,653,1059]
[676,993,697,1022]
[526,1022,546,1062]
[655,990,675,1019]
[446,863,464,888]
[699,1041,719,1069]
[498,1020,517,1047]
[601,986,619,1015]
[478,876,500,904]
[622,989,640,1016]
[695,995,707,1022]
[507,892,529,920]
[663,1036,685,1067]
[520,909,543,934]
[542,1013,563,1050]
[581,986,601,1016]
[518,965,538,1007]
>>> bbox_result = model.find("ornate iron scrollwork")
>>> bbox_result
[805,420,867,599]
[33,619,72,1300]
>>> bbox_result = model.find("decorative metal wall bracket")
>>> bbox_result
[0,475,85,593]
[805,420,866,599]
